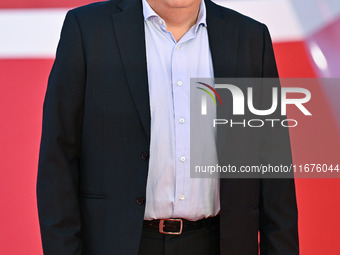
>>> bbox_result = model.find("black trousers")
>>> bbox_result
[138,220,220,255]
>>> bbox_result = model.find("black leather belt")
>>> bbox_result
[143,215,220,235]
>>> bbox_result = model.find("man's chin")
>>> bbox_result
[158,0,199,9]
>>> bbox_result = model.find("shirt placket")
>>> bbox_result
[171,40,191,217]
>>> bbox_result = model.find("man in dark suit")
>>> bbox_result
[37,0,299,254]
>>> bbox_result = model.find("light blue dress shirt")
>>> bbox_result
[142,0,220,221]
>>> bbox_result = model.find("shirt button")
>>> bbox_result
[177,80,183,86]
[179,118,185,124]
[179,195,185,200]
[176,45,181,50]
[180,156,186,162]
[158,19,163,25]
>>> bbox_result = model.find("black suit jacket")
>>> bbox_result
[37,0,299,254]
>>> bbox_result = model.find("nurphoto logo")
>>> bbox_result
[196,80,312,128]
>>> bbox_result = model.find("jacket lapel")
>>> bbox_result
[111,0,151,140]
[206,0,239,164]
[206,0,239,78]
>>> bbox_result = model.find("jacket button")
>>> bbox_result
[136,196,145,205]
[141,151,149,160]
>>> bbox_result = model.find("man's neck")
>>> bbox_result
[146,0,201,41]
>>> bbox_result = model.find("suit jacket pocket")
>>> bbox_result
[79,191,107,199]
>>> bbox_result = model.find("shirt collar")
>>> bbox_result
[142,0,207,28]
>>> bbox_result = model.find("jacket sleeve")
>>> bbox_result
[259,24,299,255]
[37,10,85,255]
